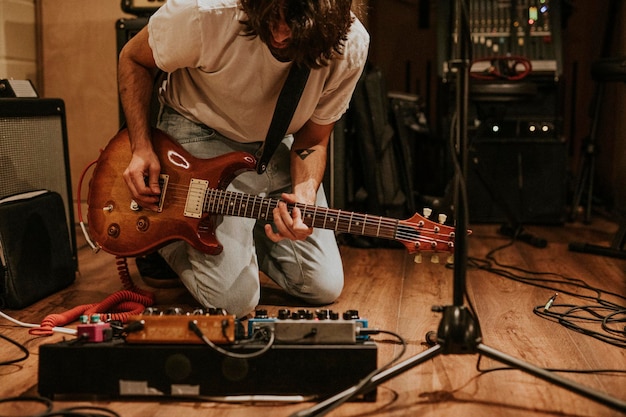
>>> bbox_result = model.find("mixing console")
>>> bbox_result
[439,0,563,77]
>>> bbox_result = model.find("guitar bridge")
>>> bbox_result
[156,174,169,212]
[184,178,209,218]
[130,174,169,212]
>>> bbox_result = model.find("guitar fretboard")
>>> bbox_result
[204,188,399,240]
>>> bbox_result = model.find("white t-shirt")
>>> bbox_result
[148,0,370,143]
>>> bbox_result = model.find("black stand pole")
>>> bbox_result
[289,1,626,416]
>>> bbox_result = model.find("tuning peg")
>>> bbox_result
[423,207,432,218]
[438,213,447,224]
[431,255,439,264]
[446,255,454,264]
[414,254,422,264]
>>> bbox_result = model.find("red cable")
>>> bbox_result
[470,55,533,81]
[29,153,157,336]
[29,269,155,336]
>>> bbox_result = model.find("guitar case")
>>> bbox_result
[0,190,75,309]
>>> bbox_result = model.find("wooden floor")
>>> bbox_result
[1,214,625,417]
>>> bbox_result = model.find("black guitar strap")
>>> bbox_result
[256,63,311,174]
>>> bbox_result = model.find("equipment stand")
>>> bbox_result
[291,1,626,416]
[567,0,626,259]
[569,0,621,224]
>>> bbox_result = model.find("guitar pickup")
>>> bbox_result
[184,178,209,218]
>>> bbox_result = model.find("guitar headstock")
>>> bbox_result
[397,209,465,263]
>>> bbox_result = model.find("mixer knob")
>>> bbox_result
[293,309,313,320]
[316,309,331,320]
[208,308,228,315]
[143,307,161,315]
[254,309,268,319]
[165,307,184,315]
[343,309,359,320]
[277,309,291,320]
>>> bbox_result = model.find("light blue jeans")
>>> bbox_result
[156,107,344,317]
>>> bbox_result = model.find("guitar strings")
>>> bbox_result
[156,181,454,249]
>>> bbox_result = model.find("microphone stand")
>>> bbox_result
[289,1,626,416]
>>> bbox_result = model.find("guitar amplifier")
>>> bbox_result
[121,0,166,16]
[0,98,77,268]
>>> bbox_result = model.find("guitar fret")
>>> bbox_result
[208,190,214,211]
[221,191,228,214]
[251,195,259,219]
[236,193,242,217]
[229,192,237,216]
[237,194,246,217]
[311,205,318,228]
[235,192,243,216]
[265,199,272,220]
[245,194,254,218]
[259,196,266,219]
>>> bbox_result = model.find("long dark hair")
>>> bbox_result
[239,0,354,68]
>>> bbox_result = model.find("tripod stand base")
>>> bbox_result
[569,219,626,259]
[291,306,626,416]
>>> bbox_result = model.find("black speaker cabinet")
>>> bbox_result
[467,138,568,224]
[0,98,77,267]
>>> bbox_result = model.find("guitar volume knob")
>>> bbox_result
[136,216,150,232]
[107,223,120,238]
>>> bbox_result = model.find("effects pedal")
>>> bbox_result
[248,309,370,344]
[125,307,238,344]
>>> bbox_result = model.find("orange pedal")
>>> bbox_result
[125,314,236,344]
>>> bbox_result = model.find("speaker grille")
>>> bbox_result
[0,116,67,197]
[0,98,77,267]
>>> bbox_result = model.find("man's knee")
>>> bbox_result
[300,268,344,305]
[195,287,260,319]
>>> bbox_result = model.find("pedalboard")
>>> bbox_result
[39,307,378,400]
[38,338,378,401]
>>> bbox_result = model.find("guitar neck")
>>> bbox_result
[205,188,398,240]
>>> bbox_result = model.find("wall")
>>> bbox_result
[0,0,37,86]
[37,0,133,218]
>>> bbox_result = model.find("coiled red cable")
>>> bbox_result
[28,150,156,336]
[29,259,155,336]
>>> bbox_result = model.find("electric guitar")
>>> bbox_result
[87,128,459,258]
